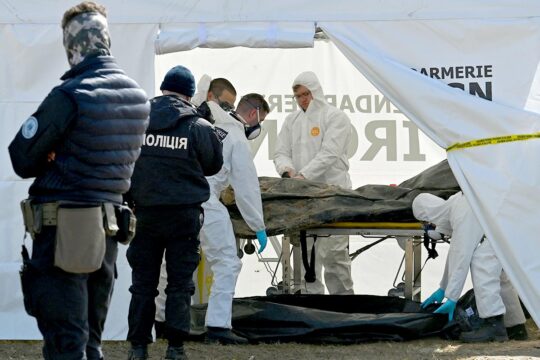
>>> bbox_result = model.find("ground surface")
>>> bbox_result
[1,320,539,360]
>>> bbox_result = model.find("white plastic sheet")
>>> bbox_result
[322,19,540,326]
[156,22,314,53]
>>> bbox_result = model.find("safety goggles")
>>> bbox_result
[216,95,235,112]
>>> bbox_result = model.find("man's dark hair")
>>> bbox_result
[237,93,270,114]
[209,78,236,97]
[62,1,107,29]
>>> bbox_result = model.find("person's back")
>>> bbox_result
[126,65,223,360]
[8,2,150,359]
[130,95,222,207]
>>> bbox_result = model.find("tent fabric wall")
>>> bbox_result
[2,0,540,340]
[2,1,540,24]
[320,20,540,326]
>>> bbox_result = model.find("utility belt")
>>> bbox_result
[19,199,136,274]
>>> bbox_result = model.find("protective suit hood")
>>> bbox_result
[292,71,327,115]
[192,74,213,107]
[412,193,452,235]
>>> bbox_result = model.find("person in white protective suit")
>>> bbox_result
[156,76,270,345]
[274,71,354,295]
[413,191,528,342]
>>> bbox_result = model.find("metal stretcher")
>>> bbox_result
[276,222,425,301]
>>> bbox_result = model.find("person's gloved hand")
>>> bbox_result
[256,230,268,253]
[421,288,445,309]
[427,230,443,240]
[434,299,457,321]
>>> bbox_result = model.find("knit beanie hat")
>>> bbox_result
[160,65,196,97]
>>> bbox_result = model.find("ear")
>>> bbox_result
[249,108,258,124]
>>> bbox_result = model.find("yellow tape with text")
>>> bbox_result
[447,132,540,152]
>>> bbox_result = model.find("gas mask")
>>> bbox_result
[228,110,261,140]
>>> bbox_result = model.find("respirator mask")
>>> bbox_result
[228,109,261,140]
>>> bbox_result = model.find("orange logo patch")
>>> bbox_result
[310,127,320,136]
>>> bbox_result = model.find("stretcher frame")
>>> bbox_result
[278,222,425,301]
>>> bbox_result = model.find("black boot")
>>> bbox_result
[154,320,166,339]
[205,327,249,345]
[165,345,188,360]
[460,315,508,343]
[127,344,148,360]
[506,323,529,341]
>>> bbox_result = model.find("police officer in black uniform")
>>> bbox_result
[126,65,223,360]
[8,2,150,360]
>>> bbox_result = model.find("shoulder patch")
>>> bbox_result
[215,126,228,141]
[21,116,39,139]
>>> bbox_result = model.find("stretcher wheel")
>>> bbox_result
[237,248,244,259]
[266,286,279,296]
[244,241,256,255]
[387,282,405,298]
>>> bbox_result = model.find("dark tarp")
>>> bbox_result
[224,160,460,238]
[191,295,449,343]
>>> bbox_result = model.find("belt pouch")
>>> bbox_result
[55,204,106,273]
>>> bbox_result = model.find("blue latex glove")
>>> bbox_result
[255,230,268,253]
[434,299,457,321]
[421,288,445,309]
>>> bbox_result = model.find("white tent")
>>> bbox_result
[2,0,540,339]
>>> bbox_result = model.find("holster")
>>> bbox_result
[19,245,37,317]
[113,204,136,245]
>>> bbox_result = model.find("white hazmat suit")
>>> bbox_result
[156,77,266,330]
[199,100,266,328]
[413,192,525,325]
[274,71,354,294]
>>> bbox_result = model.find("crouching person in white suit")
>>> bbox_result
[413,191,527,342]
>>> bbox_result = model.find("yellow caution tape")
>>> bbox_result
[447,132,540,152]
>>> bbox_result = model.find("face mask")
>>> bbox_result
[63,12,111,67]
[228,110,261,140]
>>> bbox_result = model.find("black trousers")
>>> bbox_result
[126,206,202,346]
[25,226,117,360]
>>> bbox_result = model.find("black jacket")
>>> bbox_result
[128,95,223,207]
[9,55,150,204]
